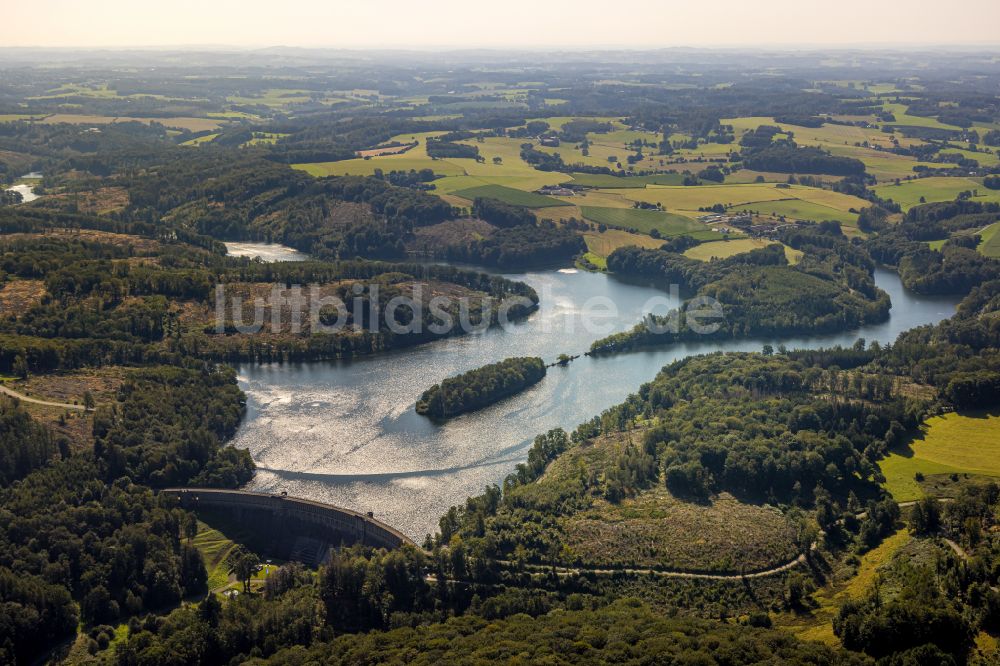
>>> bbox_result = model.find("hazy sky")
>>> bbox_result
[4,0,1000,49]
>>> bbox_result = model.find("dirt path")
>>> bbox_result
[517,500,951,582]
[0,384,88,410]
[501,543,816,581]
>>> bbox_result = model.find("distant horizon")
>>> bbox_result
[4,0,999,51]
[3,43,1000,52]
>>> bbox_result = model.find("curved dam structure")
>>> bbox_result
[162,488,416,565]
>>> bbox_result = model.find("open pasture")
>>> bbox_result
[881,102,963,131]
[453,184,569,208]
[979,222,1000,258]
[880,411,1000,502]
[37,113,222,132]
[873,176,1000,210]
[604,182,867,224]
[566,172,687,188]
[581,228,665,259]
[579,206,716,238]
[684,238,803,264]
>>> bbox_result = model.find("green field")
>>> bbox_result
[605,182,867,224]
[684,238,803,264]
[880,411,1000,502]
[454,184,569,208]
[243,132,290,147]
[0,113,46,122]
[180,133,220,146]
[881,102,963,132]
[873,177,1000,211]
[226,88,314,107]
[979,221,1000,258]
[580,206,715,238]
[295,133,571,194]
[582,228,665,260]
[295,156,466,178]
[760,199,859,224]
[566,172,687,188]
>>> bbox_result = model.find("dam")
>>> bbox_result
[163,488,416,565]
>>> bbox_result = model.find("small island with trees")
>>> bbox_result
[415,357,546,419]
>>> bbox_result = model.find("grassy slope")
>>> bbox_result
[605,183,866,225]
[453,184,569,208]
[580,206,716,238]
[979,221,1000,258]
[684,239,803,264]
[880,411,1000,502]
[778,529,911,645]
[873,177,1000,211]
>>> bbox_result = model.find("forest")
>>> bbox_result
[591,225,890,353]
[416,357,546,418]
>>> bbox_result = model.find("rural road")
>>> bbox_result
[0,384,88,410]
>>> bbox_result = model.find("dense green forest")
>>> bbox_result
[591,225,890,353]
[416,357,546,418]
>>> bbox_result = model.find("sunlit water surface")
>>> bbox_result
[227,245,961,539]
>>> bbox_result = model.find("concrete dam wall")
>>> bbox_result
[162,488,416,564]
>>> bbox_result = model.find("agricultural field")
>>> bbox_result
[243,132,289,147]
[579,206,717,238]
[565,172,687,188]
[979,221,1000,258]
[581,228,665,260]
[940,146,1000,167]
[0,113,46,122]
[881,102,963,131]
[684,238,803,264]
[296,133,569,194]
[873,176,1000,210]
[180,132,219,146]
[226,88,315,107]
[453,184,568,208]
[36,113,222,132]
[879,411,1000,502]
[603,182,867,225]
[724,169,839,184]
[721,114,947,182]
[555,190,637,210]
